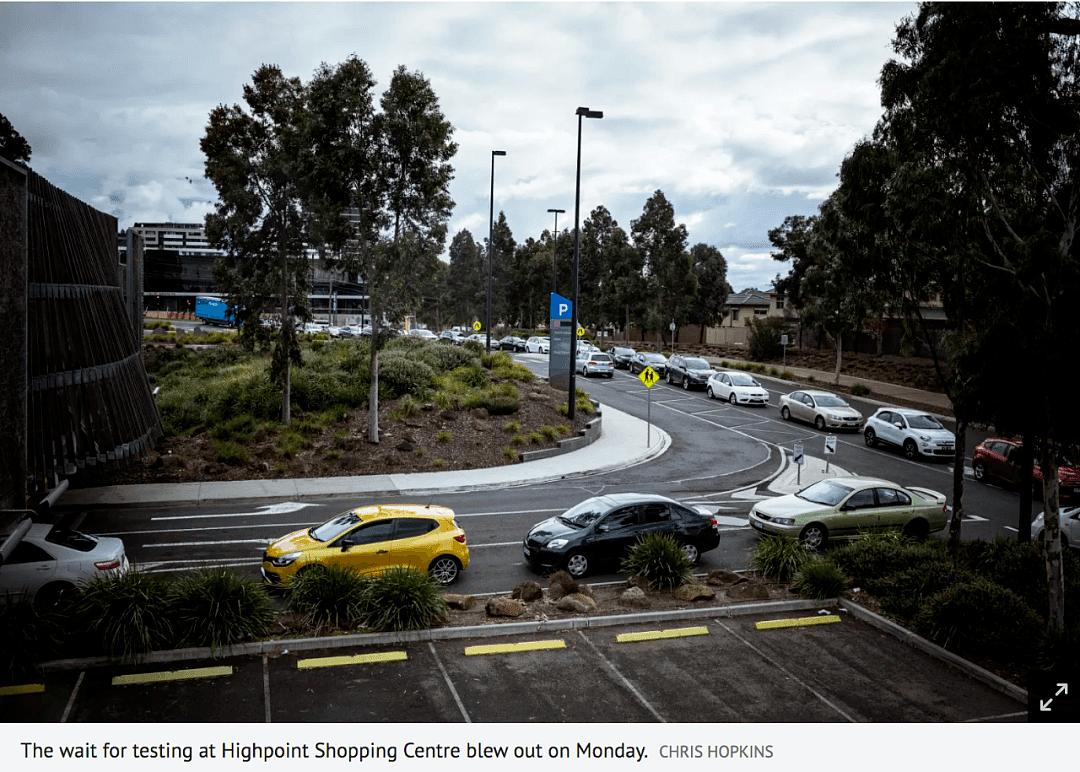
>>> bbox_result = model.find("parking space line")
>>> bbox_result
[963,711,1027,722]
[296,651,408,669]
[0,683,44,696]
[464,639,565,656]
[111,665,233,686]
[755,615,841,630]
[428,642,471,723]
[60,671,83,723]
[262,655,271,724]
[713,620,858,722]
[576,631,665,722]
[616,626,709,643]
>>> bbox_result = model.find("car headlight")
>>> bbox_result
[773,517,795,526]
[268,551,301,567]
[919,435,932,442]
[546,538,569,550]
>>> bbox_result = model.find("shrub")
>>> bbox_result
[212,414,256,442]
[511,434,525,446]
[541,425,559,440]
[781,370,795,380]
[275,430,308,459]
[463,339,485,355]
[461,382,521,415]
[73,571,173,659]
[620,532,694,589]
[389,395,422,422]
[527,431,543,444]
[436,431,451,443]
[877,559,976,620]
[419,344,480,373]
[168,569,277,653]
[914,577,1043,660]
[1033,622,1080,673]
[957,538,1050,616]
[451,365,490,388]
[828,534,943,594]
[790,557,847,599]
[0,595,65,684]
[503,421,520,434]
[850,383,871,397]
[287,564,373,628]
[747,317,789,360]
[750,535,813,581]
[212,440,249,466]
[379,354,436,398]
[361,567,449,631]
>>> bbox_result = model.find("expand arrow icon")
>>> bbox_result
[1040,699,1053,711]
[1057,683,1068,696]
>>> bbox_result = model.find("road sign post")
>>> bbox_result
[639,365,660,447]
[824,434,836,473]
[793,441,804,485]
[549,293,573,393]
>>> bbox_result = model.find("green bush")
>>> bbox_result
[287,564,373,628]
[876,559,976,620]
[419,344,479,373]
[361,567,449,631]
[212,414,256,442]
[212,440,249,466]
[168,569,277,653]
[914,577,1043,660]
[828,534,942,594]
[1033,622,1080,673]
[451,365,490,388]
[73,571,174,660]
[275,430,308,459]
[0,595,65,684]
[463,339,485,355]
[389,395,422,422]
[957,538,1050,616]
[620,532,694,589]
[379,353,436,398]
[747,317,789,360]
[461,382,521,415]
[750,535,813,581]
[790,557,847,599]
[850,383,871,397]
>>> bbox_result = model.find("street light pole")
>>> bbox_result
[568,107,603,421]
[547,208,565,295]
[487,150,506,353]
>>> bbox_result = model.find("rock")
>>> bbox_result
[726,581,771,601]
[444,594,476,610]
[674,584,716,602]
[440,411,458,421]
[471,408,489,420]
[396,440,415,452]
[485,598,526,618]
[618,587,651,609]
[511,581,544,602]
[555,593,597,613]
[626,575,652,591]
[705,569,747,587]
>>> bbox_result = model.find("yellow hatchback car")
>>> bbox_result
[261,504,469,587]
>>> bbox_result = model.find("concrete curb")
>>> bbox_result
[41,598,827,672]
[838,598,1027,705]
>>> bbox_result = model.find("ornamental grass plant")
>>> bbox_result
[620,532,694,589]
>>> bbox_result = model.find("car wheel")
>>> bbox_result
[973,461,987,482]
[814,415,826,431]
[781,406,791,421]
[34,581,76,610]
[902,519,930,541]
[428,555,462,585]
[564,551,590,579]
[728,392,737,405]
[707,386,715,399]
[799,523,829,550]
[583,365,589,377]
[680,542,700,565]
[903,439,919,460]
[864,427,877,447]
[682,378,689,390]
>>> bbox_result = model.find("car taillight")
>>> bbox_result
[454,535,466,543]
[94,558,121,571]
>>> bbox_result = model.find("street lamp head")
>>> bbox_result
[492,150,506,156]
[576,107,603,119]
[548,208,565,214]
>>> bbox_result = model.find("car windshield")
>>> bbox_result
[310,512,360,542]
[556,498,608,528]
[796,480,855,506]
[613,347,633,355]
[729,373,759,386]
[815,395,848,407]
[684,358,710,370]
[644,353,666,363]
[45,528,98,552]
[908,414,944,430]
[591,355,612,362]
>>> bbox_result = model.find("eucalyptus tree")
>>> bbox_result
[688,243,730,344]
[631,190,696,344]
[202,65,315,424]
[446,229,484,324]
[0,111,31,165]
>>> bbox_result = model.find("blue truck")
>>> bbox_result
[195,296,235,326]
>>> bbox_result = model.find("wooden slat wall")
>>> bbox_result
[23,170,161,490]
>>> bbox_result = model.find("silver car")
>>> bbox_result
[577,350,614,378]
[1031,507,1079,550]
[864,408,955,460]
[779,390,863,431]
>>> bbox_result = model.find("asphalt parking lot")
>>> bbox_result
[4,605,1026,724]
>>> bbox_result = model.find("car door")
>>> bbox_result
[876,411,902,446]
[834,488,878,538]
[791,392,812,423]
[0,539,57,597]
[588,506,642,566]
[332,519,396,576]
[386,517,439,571]
[873,487,911,533]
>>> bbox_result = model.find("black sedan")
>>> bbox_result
[608,345,636,369]
[629,351,668,377]
[498,335,527,352]
[666,355,716,389]
[523,493,721,579]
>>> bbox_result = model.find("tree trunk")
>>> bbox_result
[1040,433,1065,631]
[948,418,966,554]
[280,244,291,424]
[833,330,843,384]
[367,297,380,444]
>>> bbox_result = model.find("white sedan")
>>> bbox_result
[0,523,129,606]
[779,390,863,431]
[706,371,770,405]
[409,329,439,341]
[525,336,550,354]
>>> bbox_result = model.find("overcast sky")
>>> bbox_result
[1,1,916,292]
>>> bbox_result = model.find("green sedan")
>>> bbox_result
[748,477,949,549]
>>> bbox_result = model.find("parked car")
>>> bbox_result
[779,390,863,431]
[440,330,465,345]
[666,355,716,390]
[526,336,550,354]
[608,346,635,368]
[629,351,668,377]
[409,328,439,341]
[577,350,614,378]
[523,493,721,578]
[261,504,469,587]
[337,325,356,338]
[972,438,1080,500]
[863,408,955,460]
[1031,506,1079,550]
[498,335,527,352]
[706,371,769,405]
[748,477,949,549]
[0,523,129,607]
[464,333,486,346]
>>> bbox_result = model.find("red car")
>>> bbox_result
[971,438,1079,500]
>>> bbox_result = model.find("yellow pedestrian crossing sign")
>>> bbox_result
[639,366,660,388]
[472,321,482,331]
[577,326,585,337]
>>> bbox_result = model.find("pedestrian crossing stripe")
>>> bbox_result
[755,615,841,630]
[112,665,233,686]
[617,626,710,643]
[464,639,566,656]
[297,651,408,669]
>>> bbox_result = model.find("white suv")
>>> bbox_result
[526,336,550,354]
[864,408,955,460]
